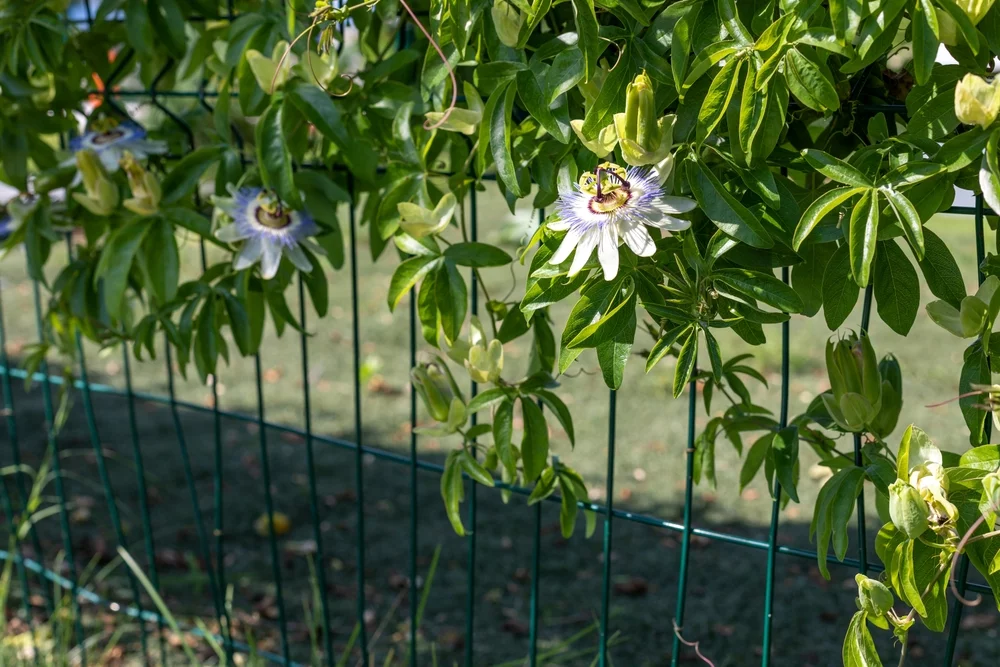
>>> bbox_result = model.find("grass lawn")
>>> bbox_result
[1,187,999,666]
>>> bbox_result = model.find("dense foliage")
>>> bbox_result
[3,0,1000,663]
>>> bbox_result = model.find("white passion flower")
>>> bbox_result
[69,121,167,172]
[549,161,695,280]
[213,186,325,279]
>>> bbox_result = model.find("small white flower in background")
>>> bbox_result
[213,185,325,279]
[70,121,167,172]
[548,160,695,280]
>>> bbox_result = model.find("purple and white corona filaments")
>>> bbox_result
[213,186,325,280]
[70,121,167,172]
[549,161,695,280]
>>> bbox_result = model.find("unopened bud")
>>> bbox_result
[398,193,457,238]
[466,339,504,384]
[121,152,161,216]
[889,480,930,540]
[73,149,118,216]
[982,471,1000,511]
[411,362,459,423]
[855,574,894,616]
[955,74,1000,129]
[491,0,524,48]
[613,72,674,166]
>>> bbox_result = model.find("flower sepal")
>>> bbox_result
[73,149,119,216]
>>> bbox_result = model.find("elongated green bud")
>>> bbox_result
[955,74,1000,129]
[982,471,1000,510]
[73,149,118,216]
[411,362,457,422]
[889,480,930,539]
[624,71,658,151]
[855,574,894,616]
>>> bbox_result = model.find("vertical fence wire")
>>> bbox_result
[1,280,54,618]
[598,389,617,666]
[527,207,546,666]
[347,173,371,661]
[69,291,150,663]
[760,267,791,665]
[670,370,698,666]
[162,342,230,654]
[30,278,86,661]
[408,289,419,665]
[120,349,168,665]
[297,276,335,667]
[253,353,292,664]
[464,188,481,667]
[854,284,875,576]
[943,195,989,664]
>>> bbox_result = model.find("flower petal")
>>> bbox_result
[260,240,282,279]
[598,226,619,280]
[216,223,252,242]
[285,243,313,273]
[622,221,656,256]
[657,196,697,215]
[233,236,265,271]
[647,214,692,232]
[550,228,583,265]
[569,228,599,276]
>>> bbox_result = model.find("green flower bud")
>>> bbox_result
[889,479,930,540]
[411,361,462,423]
[73,149,119,216]
[121,152,161,216]
[869,355,902,438]
[570,119,618,158]
[397,193,457,238]
[822,332,882,432]
[955,74,1000,129]
[491,0,524,48]
[855,574,894,616]
[612,71,675,166]
[466,339,504,384]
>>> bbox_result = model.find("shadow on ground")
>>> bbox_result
[2,360,999,667]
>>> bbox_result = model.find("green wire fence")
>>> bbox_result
[0,4,997,667]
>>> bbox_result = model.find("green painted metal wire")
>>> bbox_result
[465,188,480,667]
[670,371,698,666]
[598,389,617,667]
[347,174,371,661]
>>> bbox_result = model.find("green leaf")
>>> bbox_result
[960,345,990,444]
[823,242,860,328]
[516,69,570,143]
[444,242,513,267]
[436,260,468,343]
[687,158,773,248]
[95,221,151,319]
[792,186,866,250]
[387,256,439,311]
[714,268,804,313]
[596,309,636,390]
[521,397,549,483]
[918,228,966,309]
[792,242,834,317]
[831,0,863,45]
[581,47,633,138]
[490,82,522,197]
[872,240,919,336]
[441,452,466,535]
[935,126,988,173]
[740,433,772,492]
[673,327,698,398]
[255,101,300,208]
[848,190,878,286]
[881,188,924,259]
[785,48,840,112]
[570,0,602,81]
[143,218,179,304]
[287,81,350,148]
[702,326,723,381]
[802,150,873,188]
[911,0,940,85]
[842,611,883,667]
[491,398,517,475]
[771,426,800,502]
[645,323,691,373]
[160,145,226,205]
[697,56,743,142]
[530,389,576,446]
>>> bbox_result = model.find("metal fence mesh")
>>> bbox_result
[0,4,996,667]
